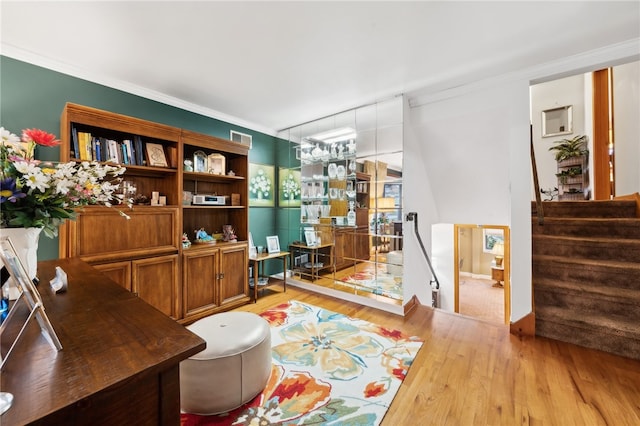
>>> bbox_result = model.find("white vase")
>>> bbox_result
[0,227,42,281]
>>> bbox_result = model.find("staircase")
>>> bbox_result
[532,199,640,360]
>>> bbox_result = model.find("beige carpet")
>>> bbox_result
[459,277,505,324]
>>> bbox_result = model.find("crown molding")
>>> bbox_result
[0,44,278,137]
[408,38,640,108]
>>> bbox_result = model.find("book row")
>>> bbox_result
[70,127,177,168]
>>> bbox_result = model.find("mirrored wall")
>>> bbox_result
[275,96,404,305]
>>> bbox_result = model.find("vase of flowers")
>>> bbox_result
[1,126,128,279]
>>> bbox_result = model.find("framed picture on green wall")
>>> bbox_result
[278,167,301,207]
[249,163,275,207]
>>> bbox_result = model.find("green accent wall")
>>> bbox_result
[1,56,280,261]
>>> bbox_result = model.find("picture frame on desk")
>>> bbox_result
[266,235,280,254]
[145,143,168,167]
[304,230,317,247]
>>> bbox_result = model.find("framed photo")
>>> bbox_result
[542,105,573,137]
[207,153,225,175]
[145,143,168,167]
[248,232,257,257]
[278,167,301,207]
[304,230,317,247]
[483,229,504,253]
[193,150,207,173]
[266,235,280,254]
[0,237,62,368]
[249,163,275,207]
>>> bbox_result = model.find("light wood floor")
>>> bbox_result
[240,284,640,425]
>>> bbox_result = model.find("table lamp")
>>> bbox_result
[492,242,504,267]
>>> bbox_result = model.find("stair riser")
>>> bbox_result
[535,319,640,360]
[534,288,640,319]
[532,239,640,262]
[532,261,640,291]
[532,201,637,218]
[532,221,640,238]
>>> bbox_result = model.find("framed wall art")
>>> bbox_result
[249,163,275,207]
[483,228,504,253]
[278,167,301,207]
[542,105,573,137]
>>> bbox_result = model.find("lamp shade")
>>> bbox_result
[375,197,396,210]
[492,242,504,256]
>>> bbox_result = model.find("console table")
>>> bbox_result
[0,258,206,425]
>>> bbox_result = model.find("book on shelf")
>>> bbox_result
[77,131,91,161]
[71,126,79,159]
[107,139,119,163]
[134,136,145,166]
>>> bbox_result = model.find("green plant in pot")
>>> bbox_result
[548,134,588,162]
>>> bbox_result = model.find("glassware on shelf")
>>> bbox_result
[347,201,356,226]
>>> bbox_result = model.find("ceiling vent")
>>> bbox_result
[230,130,252,148]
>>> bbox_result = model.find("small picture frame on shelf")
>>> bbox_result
[145,143,168,167]
[266,235,280,254]
[207,153,225,175]
[193,151,207,173]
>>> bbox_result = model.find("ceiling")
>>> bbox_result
[1,1,639,136]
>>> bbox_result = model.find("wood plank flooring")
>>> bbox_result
[239,284,640,425]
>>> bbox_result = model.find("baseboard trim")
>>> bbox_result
[403,294,421,315]
[510,312,536,337]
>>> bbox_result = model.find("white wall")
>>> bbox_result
[530,74,588,199]
[614,61,640,196]
[403,80,532,321]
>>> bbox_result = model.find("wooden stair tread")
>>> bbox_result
[532,234,640,244]
[534,277,640,303]
[533,254,640,270]
[536,305,640,337]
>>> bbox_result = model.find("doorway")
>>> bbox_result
[454,224,510,325]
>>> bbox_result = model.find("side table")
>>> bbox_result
[249,251,289,301]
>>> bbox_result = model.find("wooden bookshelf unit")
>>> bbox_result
[59,103,250,323]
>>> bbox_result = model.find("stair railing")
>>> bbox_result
[405,212,441,308]
[530,124,545,225]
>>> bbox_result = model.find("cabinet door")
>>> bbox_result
[182,248,219,319]
[132,254,180,319]
[219,244,248,305]
[93,261,132,291]
[355,227,370,261]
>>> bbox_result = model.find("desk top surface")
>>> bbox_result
[249,251,290,261]
[0,257,205,425]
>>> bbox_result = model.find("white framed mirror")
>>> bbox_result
[542,105,573,137]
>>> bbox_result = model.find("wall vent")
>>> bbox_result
[230,130,252,148]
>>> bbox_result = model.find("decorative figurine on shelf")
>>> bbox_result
[194,228,216,244]
[182,232,191,248]
[222,224,238,243]
[183,159,193,172]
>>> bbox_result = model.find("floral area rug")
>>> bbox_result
[340,263,403,300]
[181,300,423,426]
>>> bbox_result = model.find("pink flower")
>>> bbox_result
[22,128,60,147]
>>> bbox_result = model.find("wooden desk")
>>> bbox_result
[249,251,288,302]
[0,258,205,425]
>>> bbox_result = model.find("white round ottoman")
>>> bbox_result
[387,250,403,276]
[180,311,272,415]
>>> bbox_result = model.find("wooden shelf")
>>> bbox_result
[59,102,250,323]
